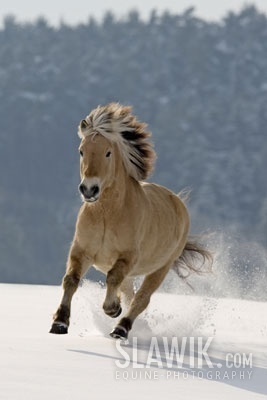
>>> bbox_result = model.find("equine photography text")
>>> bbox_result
[114,336,253,372]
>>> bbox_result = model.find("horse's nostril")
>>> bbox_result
[91,185,99,196]
[79,183,86,195]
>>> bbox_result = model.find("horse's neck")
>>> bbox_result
[100,164,137,211]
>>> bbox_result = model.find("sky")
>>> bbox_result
[1,0,267,26]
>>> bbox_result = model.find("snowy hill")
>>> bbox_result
[0,282,266,400]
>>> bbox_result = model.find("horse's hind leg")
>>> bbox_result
[110,264,170,340]
[50,242,91,334]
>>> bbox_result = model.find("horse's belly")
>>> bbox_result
[130,230,186,277]
[129,261,162,277]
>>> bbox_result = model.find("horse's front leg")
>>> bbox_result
[103,256,132,318]
[50,242,91,334]
[110,263,171,340]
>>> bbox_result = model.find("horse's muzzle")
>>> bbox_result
[79,183,100,202]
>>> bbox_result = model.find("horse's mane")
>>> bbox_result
[78,103,156,181]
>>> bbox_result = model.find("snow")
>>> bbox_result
[0,282,266,400]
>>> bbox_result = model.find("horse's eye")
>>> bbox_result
[79,150,83,157]
[106,151,111,158]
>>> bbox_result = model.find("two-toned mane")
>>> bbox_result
[78,103,156,181]
[50,102,212,340]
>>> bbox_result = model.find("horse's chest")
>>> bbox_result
[94,227,119,264]
[78,207,132,272]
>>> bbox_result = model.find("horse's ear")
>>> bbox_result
[78,119,89,138]
[80,119,88,131]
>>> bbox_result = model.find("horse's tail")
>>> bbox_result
[172,237,213,283]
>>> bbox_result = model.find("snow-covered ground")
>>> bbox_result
[0,282,266,400]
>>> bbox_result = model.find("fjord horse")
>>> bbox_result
[50,103,212,340]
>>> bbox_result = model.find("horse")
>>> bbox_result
[50,102,212,340]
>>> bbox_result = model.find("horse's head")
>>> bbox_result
[77,103,156,203]
[78,131,115,203]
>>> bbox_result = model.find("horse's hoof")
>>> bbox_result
[110,325,128,341]
[104,305,122,318]
[111,306,122,318]
[49,322,68,334]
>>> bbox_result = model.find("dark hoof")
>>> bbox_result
[111,306,122,318]
[110,325,128,340]
[49,322,68,334]
[104,305,122,318]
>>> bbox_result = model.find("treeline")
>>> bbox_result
[0,6,266,284]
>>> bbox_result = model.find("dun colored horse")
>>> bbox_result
[50,103,212,340]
